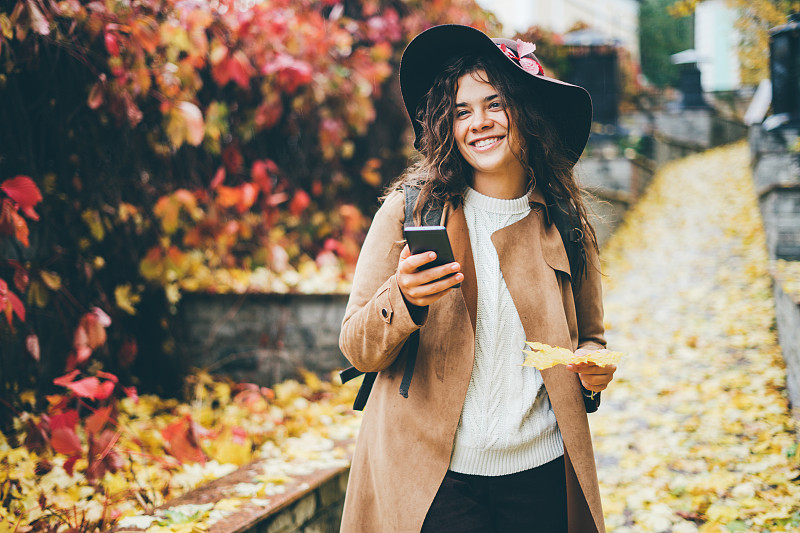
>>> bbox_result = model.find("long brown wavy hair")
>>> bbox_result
[388,53,597,250]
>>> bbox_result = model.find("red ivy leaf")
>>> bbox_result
[11,211,30,247]
[8,260,28,292]
[251,160,273,194]
[104,31,120,56]
[86,405,113,435]
[289,190,311,216]
[1,176,42,220]
[65,376,102,398]
[86,429,123,483]
[262,54,312,93]
[63,455,80,476]
[229,50,255,89]
[53,370,80,388]
[96,370,118,384]
[0,279,23,325]
[51,427,82,455]
[23,417,49,454]
[122,386,138,403]
[0,199,16,237]
[95,380,116,400]
[63,377,114,400]
[210,166,226,190]
[8,290,24,322]
[161,416,205,465]
[49,410,78,430]
[237,183,258,214]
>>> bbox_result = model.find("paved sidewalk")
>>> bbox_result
[591,142,800,532]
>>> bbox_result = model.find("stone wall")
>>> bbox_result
[772,277,800,415]
[178,293,350,385]
[760,186,800,260]
[749,125,800,261]
[252,470,349,533]
[750,123,800,415]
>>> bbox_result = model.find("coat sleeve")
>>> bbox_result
[574,241,606,353]
[573,242,607,413]
[339,190,428,373]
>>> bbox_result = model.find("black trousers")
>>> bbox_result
[420,455,567,533]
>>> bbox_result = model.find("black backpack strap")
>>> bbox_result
[397,184,442,399]
[404,184,443,227]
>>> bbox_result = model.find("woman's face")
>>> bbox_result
[453,70,526,187]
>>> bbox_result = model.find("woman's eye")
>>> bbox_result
[489,101,502,109]
[456,110,469,118]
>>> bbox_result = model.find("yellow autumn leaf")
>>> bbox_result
[212,498,242,512]
[39,270,61,290]
[115,283,141,315]
[521,342,624,370]
[81,209,105,242]
[207,437,252,466]
[705,502,741,523]
[26,280,49,308]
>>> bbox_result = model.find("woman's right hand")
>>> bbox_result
[396,244,464,307]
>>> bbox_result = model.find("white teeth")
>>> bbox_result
[473,137,499,149]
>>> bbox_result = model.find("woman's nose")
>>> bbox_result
[470,110,492,131]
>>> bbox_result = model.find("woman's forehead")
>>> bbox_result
[455,69,496,95]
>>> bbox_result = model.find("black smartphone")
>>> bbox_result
[403,226,461,288]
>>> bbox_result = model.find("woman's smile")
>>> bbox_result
[470,136,505,150]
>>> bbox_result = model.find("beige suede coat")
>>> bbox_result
[339,188,607,533]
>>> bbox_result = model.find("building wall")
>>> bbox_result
[695,0,741,91]
[477,0,640,60]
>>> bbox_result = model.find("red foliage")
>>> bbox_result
[161,415,206,465]
[289,190,311,216]
[1,176,42,220]
[86,429,123,483]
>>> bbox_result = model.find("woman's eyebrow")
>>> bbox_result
[455,94,500,108]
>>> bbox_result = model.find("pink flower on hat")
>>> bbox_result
[497,40,544,76]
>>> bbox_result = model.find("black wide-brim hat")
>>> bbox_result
[400,24,593,165]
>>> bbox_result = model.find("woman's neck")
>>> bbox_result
[470,170,530,200]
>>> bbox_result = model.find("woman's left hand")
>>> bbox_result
[566,349,617,393]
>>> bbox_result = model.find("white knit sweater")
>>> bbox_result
[449,186,563,476]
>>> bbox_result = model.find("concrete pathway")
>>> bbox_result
[591,142,800,532]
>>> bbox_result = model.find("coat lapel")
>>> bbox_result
[445,203,477,333]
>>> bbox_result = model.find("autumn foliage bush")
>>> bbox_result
[1,0,498,529]
[0,0,497,427]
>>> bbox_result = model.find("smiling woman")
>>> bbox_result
[338,24,614,533]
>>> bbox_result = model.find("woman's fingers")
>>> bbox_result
[566,363,616,392]
[397,245,463,306]
[402,271,464,305]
